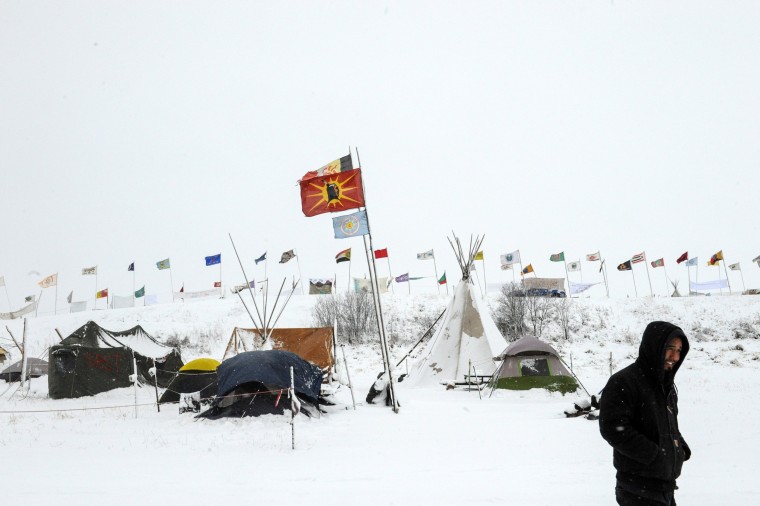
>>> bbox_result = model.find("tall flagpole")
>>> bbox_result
[295,250,305,295]
[132,267,135,304]
[738,267,746,293]
[631,268,639,297]
[54,275,58,315]
[643,255,653,297]
[686,263,691,296]
[348,254,352,293]
[95,269,98,310]
[3,284,11,312]
[386,256,394,294]
[356,147,399,412]
[432,252,440,295]
[663,264,670,296]
[722,260,732,294]
[169,265,175,302]
[563,260,571,298]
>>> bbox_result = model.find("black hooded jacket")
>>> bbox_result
[599,321,691,493]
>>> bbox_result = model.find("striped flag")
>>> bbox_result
[586,252,601,262]
[631,252,646,264]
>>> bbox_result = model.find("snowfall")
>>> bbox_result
[2,289,759,505]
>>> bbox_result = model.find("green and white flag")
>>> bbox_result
[567,260,581,272]
[135,286,145,298]
[549,252,565,262]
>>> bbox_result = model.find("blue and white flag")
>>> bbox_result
[684,257,699,267]
[205,254,221,266]
[332,210,369,239]
[395,273,409,283]
[255,252,267,264]
[417,249,434,260]
[500,250,521,266]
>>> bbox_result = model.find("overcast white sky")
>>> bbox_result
[2,1,759,313]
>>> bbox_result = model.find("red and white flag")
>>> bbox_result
[585,252,601,262]
[631,252,646,264]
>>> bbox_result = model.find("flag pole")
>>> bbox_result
[643,255,653,297]
[663,264,670,296]
[95,269,98,310]
[602,253,610,297]
[387,256,394,294]
[722,260,732,294]
[295,250,305,295]
[739,267,746,293]
[563,260,571,298]
[631,268,638,297]
[54,275,58,315]
[355,147,399,412]
[348,254,352,293]
[686,263,691,296]
[132,267,135,304]
[169,265,175,302]
[432,252,440,295]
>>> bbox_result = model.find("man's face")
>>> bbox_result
[664,336,683,371]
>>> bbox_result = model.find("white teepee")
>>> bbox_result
[408,235,506,387]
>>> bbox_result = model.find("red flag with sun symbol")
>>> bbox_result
[300,168,365,217]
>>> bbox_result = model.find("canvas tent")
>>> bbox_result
[48,321,183,399]
[223,327,335,372]
[492,335,579,394]
[408,235,506,387]
[158,357,220,405]
[198,350,323,419]
[1,357,48,382]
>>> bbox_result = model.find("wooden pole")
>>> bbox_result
[152,358,161,413]
[5,326,23,353]
[228,233,266,331]
[169,266,175,302]
[55,328,64,342]
[481,257,487,296]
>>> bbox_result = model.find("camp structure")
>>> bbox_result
[158,357,220,405]
[407,235,506,387]
[198,350,323,419]
[1,357,48,382]
[223,327,335,374]
[48,321,183,399]
[491,335,579,394]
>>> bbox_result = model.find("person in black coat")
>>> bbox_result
[599,321,691,505]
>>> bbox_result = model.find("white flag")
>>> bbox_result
[500,263,512,271]
[417,250,434,260]
[82,266,97,275]
[567,260,581,272]
[728,263,741,271]
[500,250,521,266]
[585,252,601,262]
[38,273,58,288]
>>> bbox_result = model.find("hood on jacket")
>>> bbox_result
[636,321,689,386]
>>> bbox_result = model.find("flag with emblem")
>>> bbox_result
[300,168,365,217]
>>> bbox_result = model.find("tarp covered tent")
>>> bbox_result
[158,357,220,405]
[198,350,322,419]
[492,335,578,394]
[2,357,48,382]
[48,321,183,399]
[408,279,506,386]
[223,327,335,371]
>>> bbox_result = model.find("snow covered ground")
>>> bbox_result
[2,292,759,504]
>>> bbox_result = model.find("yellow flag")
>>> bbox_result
[474,250,484,261]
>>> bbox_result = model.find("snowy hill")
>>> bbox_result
[2,292,759,504]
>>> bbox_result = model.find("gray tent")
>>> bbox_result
[492,335,578,394]
[1,357,48,382]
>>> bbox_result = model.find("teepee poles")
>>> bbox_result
[228,233,266,331]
